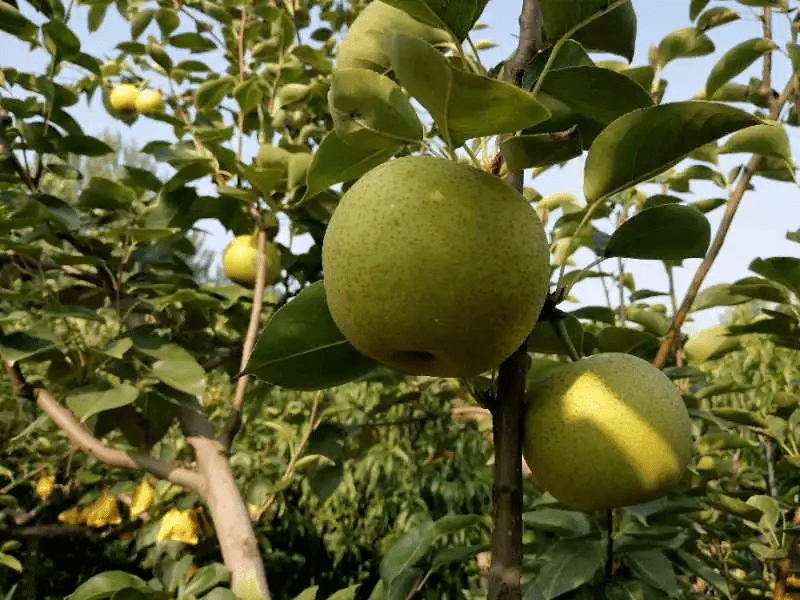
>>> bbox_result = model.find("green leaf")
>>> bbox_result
[61,134,114,157]
[705,38,775,98]
[523,507,594,537]
[381,0,489,41]
[304,132,394,201]
[655,27,714,68]
[129,9,153,39]
[386,33,548,146]
[247,281,381,390]
[541,0,637,60]
[0,552,22,572]
[66,384,139,421]
[691,283,751,311]
[0,330,59,363]
[326,585,360,600]
[42,19,81,60]
[597,327,660,358]
[530,538,604,600]
[749,256,800,297]
[169,32,217,52]
[155,8,180,36]
[604,204,710,260]
[584,101,760,203]
[68,571,149,600]
[292,587,318,600]
[527,314,584,356]
[151,354,206,397]
[690,0,711,20]
[380,514,480,586]
[234,77,263,115]
[696,7,739,32]
[625,550,680,596]
[710,407,768,428]
[328,68,423,149]
[684,325,739,363]
[502,131,583,171]
[0,2,38,40]
[673,549,731,599]
[718,123,792,162]
[195,77,236,111]
[184,564,230,597]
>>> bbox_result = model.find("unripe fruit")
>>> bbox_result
[322,155,550,377]
[109,84,139,113]
[335,1,451,72]
[222,235,282,288]
[135,89,164,114]
[523,353,693,512]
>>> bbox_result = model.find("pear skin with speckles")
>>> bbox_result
[523,353,693,512]
[322,155,550,377]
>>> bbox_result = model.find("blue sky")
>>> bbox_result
[3,0,798,330]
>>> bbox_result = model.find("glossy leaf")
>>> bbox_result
[303,132,395,201]
[68,571,149,600]
[247,281,380,389]
[705,38,775,98]
[386,33,548,146]
[66,384,139,421]
[379,514,480,586]
[692,283,750,311]
[531,538,604,600]
[381,0,490,41]
[328,68,423,149]
[625,550,680,596]
[749,256,800,297]
[655,27,714,68]
[541,0,637,60]
[696,6,739,32]
[604,204,710,260]
[718,123,792,162]
[501,131,583,170]
[585,101,759,203]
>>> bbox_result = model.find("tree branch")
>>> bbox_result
[489,1,544,599]
[3,361,205,495]
[652,75,797,369]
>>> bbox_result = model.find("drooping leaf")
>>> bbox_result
[247,281,381,389]
[381,0,490,41]
[67,571,149,600]
[691,283,751,311]
[696,6,739,32]
[604,204,710,260]
[705,38,776,98]
[584,101,760,203]
[501,131,583,170]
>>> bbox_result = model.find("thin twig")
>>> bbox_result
[3,361,205,495]
[220,228,270,449]
[652,75,796,369]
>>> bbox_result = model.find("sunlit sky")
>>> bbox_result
[3,0,798,331]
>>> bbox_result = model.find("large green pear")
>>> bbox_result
[523,353,693,512]
[335,1,451,72]
[322,156,550,377]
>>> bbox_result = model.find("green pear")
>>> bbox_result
[222,235,282,288]
[255,144,292,170]
[322,155,550,377]
[523,353,693,512]
[335,1,451,72]
[328,68,423,149]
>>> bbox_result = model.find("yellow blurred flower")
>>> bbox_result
[157,508,200,545]
[57,506,85,525]
[129,479,155,519]
[83,490,122,527]
[35,474,55,501]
